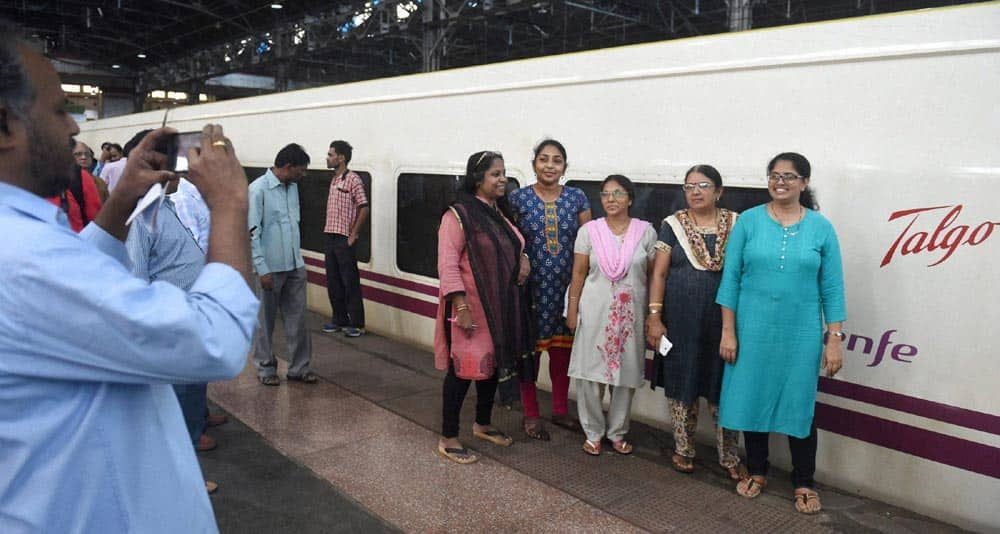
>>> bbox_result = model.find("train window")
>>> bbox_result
[245,166,372,262]
[566,180,770,230]
[396,173,462,278]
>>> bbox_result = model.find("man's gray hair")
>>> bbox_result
[0,19,37,121]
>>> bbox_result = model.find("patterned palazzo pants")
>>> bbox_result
[668,398,741,468]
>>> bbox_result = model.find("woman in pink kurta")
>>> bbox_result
[434,151,534,464]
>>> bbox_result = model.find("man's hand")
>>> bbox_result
[94,128,177,241]
[184,124,248,211]
[259,273,274,291]
[348,233,358,247]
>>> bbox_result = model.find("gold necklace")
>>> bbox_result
[768,202,804,228]
[689,208,718,230]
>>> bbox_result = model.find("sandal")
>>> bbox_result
[611,440,633,455]
[794,489,822,514]
[523,418,551,441]
[671,454,694,474]
[551,414,583,432]
[726,463,749,481]
[582,439,602,456]
[286,372,318,384]
[258,375,280,386]
[736,476,767,499]
[436,445,478,464]
[473,428,513,447]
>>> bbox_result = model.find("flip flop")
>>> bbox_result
[611,440,633,455]
[436,445,478,464]
[523,418,551,441]
[737,476,767,499]
[473,428,513,447]
[286,372,318,384]
[258,375,280,386]
[672,454,694,473]
[726,463,749,481]
[582,439,602,456]
[794,489,822,514]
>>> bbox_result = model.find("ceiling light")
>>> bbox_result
[136,53,147,59]
[270,3,283,9]
[111,64,120,69]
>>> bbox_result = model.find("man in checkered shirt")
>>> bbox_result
[322,140,369,338]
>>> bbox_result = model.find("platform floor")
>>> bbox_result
[201,313,966,533]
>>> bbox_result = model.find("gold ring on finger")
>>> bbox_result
[212,140,227,147]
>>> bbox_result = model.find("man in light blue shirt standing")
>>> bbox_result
[127,174,223,488]
[248,143,316,385]
[0,24,258,533]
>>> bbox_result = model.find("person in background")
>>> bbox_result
[126,170,219,492]
[566,175,656,456]
[434,150,534,464]
[508,139,591,440]
[46,156,102,232]
[99,139,130,192]
[171,177,228,431]
[645,164,746,480]
[717,152,846,514]
[73,141,109,201]
[322,139,369,338]
[248,143,316,385]
[0,19,258,531]
[91,141,111,177]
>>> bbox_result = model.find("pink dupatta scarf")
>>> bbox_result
[588,218,651,282]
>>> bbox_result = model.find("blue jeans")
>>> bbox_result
[172,383,208,447]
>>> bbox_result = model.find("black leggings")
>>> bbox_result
[441,363,498,438]
[743,423,818,489]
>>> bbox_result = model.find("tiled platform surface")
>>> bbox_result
[208,313,966,533]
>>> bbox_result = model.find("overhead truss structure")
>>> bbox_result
[3,0,985,102]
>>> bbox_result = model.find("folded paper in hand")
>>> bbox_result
[125,182,167,229]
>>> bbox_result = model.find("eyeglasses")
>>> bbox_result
[599,190,628,200]
[72,151,90,157]
[767,172,803,183]
[474,150,503,168]
[681,182,714,192]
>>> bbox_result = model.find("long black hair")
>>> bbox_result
[767,152,818,210]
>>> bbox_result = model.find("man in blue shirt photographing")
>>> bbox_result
[0,19,259,533]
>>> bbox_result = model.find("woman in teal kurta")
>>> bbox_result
[716,152,845,515]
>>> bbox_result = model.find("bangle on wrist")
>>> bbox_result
[825,330,845,344]
[648,309,661,315]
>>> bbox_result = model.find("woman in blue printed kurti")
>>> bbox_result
[716,152,846,514]
[508,140,591,440]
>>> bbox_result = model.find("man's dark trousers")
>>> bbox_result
[324,233,365,328]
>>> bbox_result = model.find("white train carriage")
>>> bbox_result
[79,3,1000,530]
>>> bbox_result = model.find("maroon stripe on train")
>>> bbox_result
[814,403,1000,479]
[640,358,1000,478]
[305,270,437,318]
[643,360,1000,436]
[302,256,439,297]
[818,377,1000,437]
